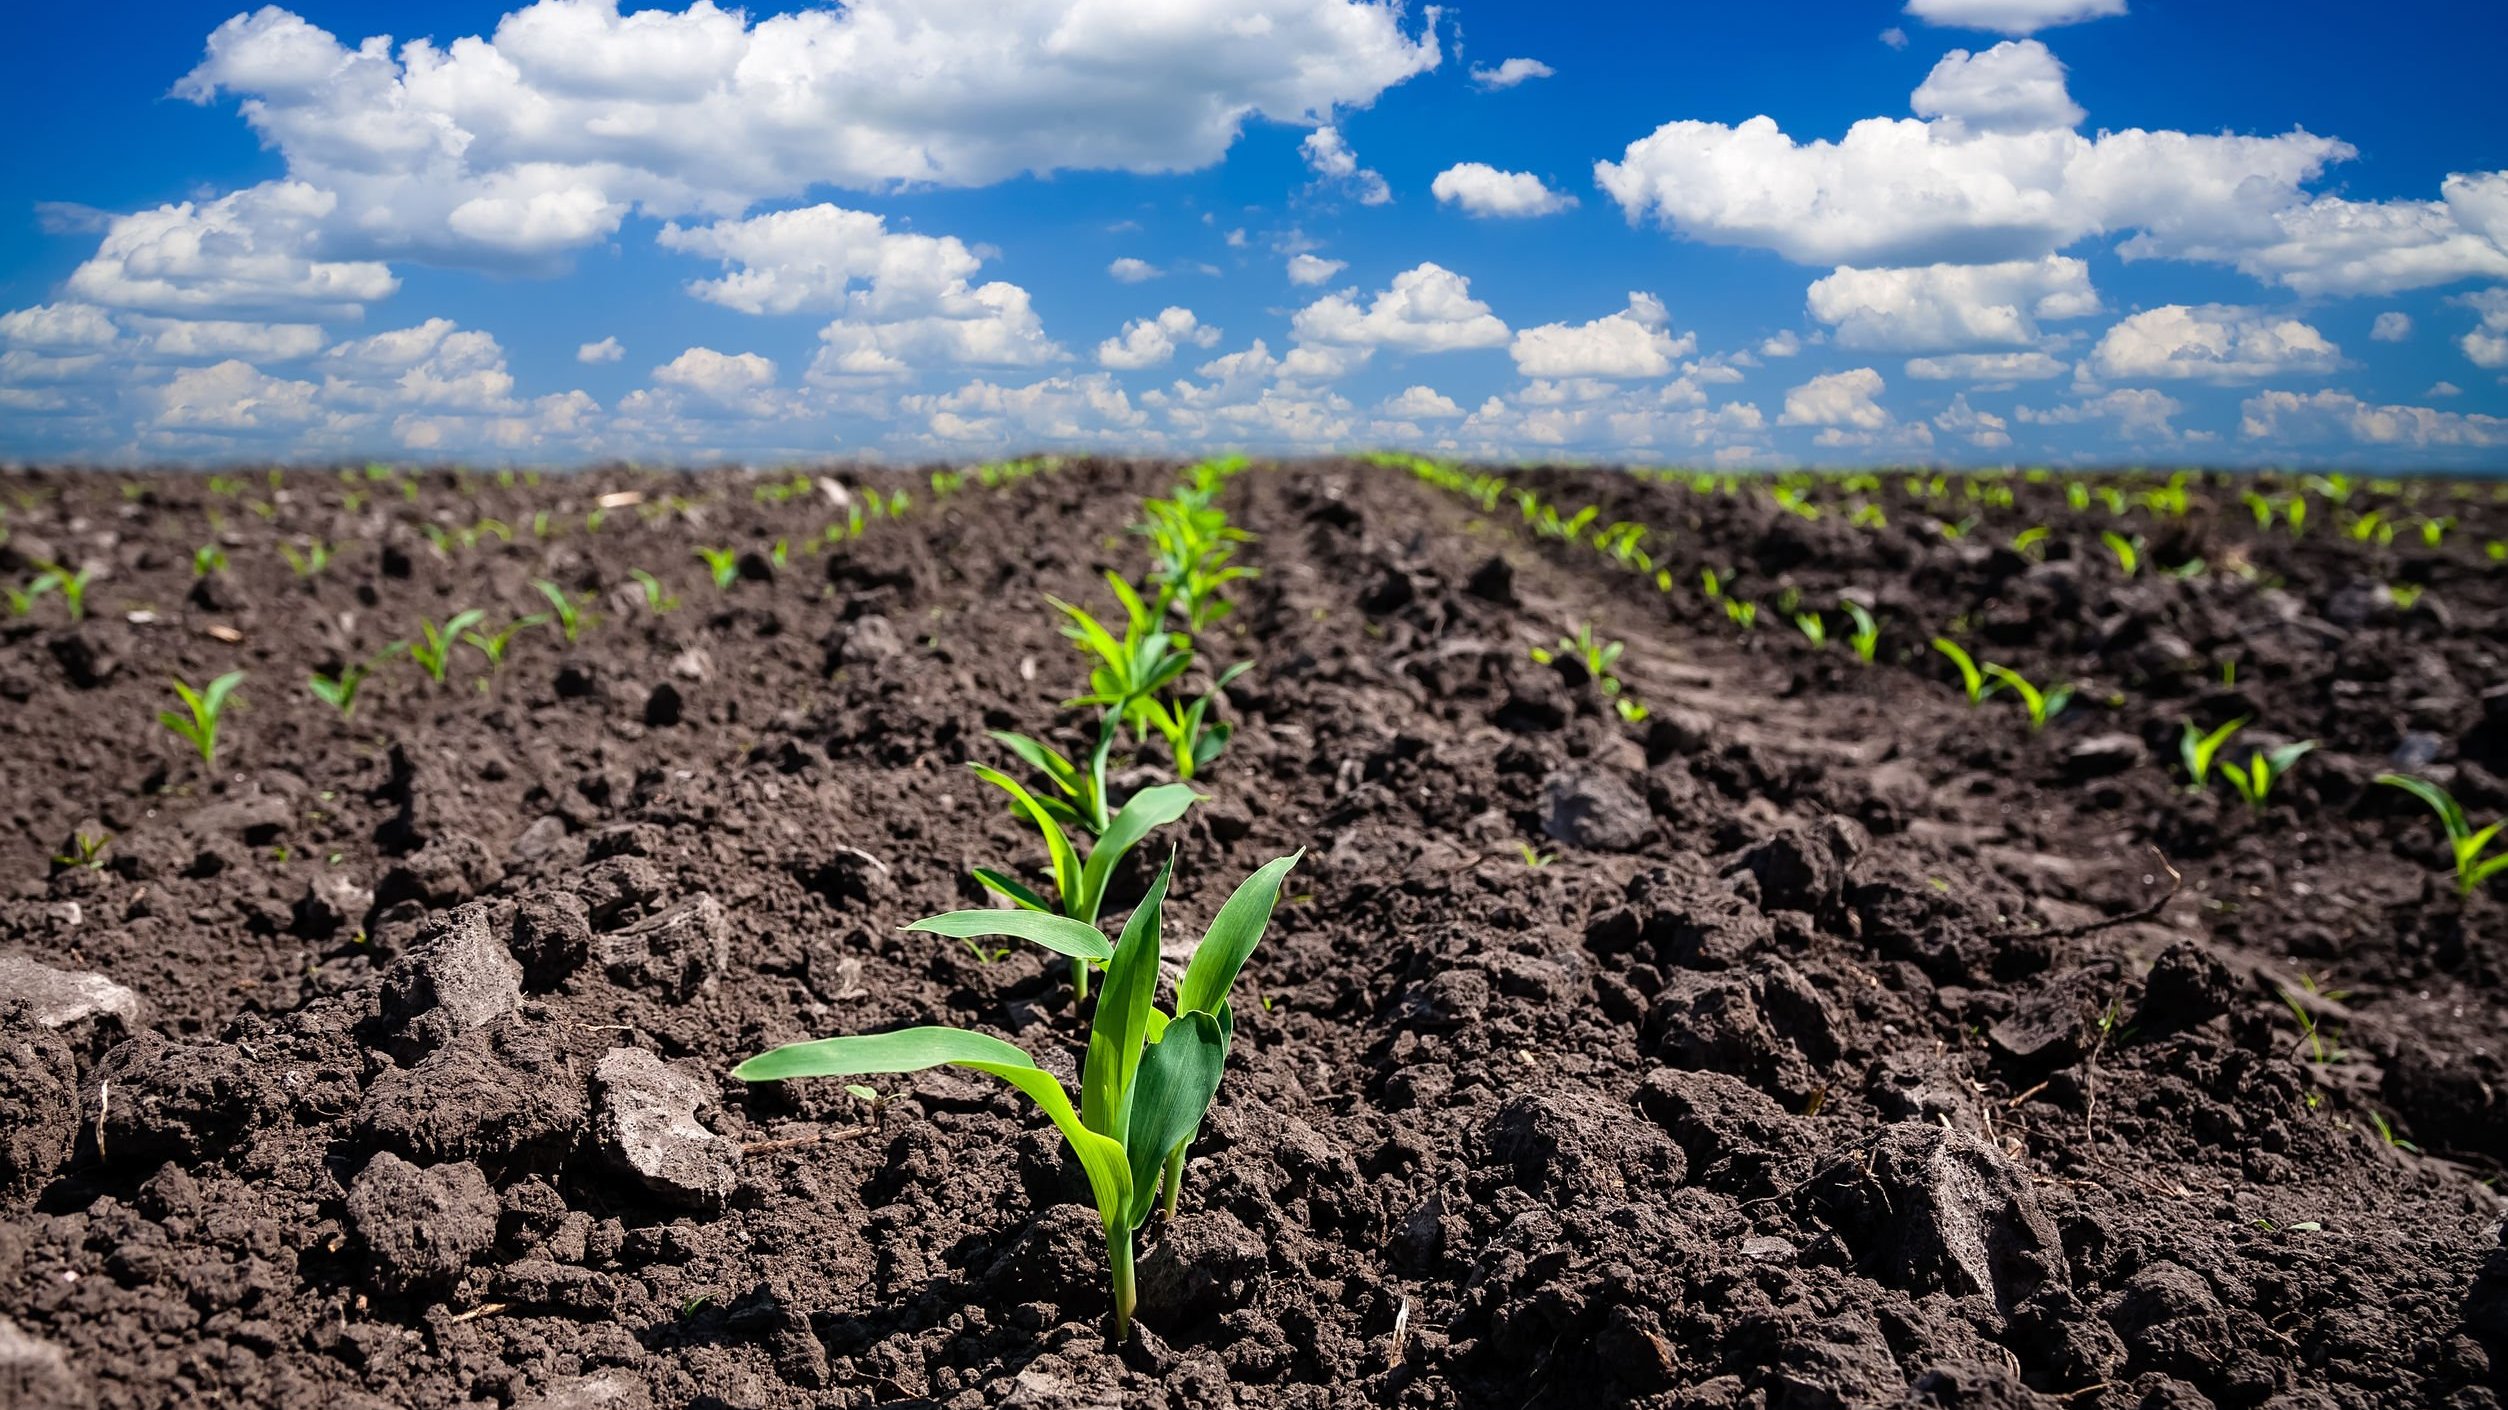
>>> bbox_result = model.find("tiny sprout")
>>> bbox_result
[1613,696,1650,724]
[4,574,57,618]
[280,540,333,578]
[1723,598,1758,630]
[2180,716,2250,789]
[2390,582,2425,611]
[1931,638,1992,705]
[1982,664,2073,731]
[409,610,487,683]
[463,614,548,672]
[192,544,228,577]
[695,546,741,591]
[2101,530,2144,577]
[1843,601,1881,663]
[1792,611,1827,647]
[160,670,246,770]
[2367,1111,2421,1153]
[533,579,594,642]
[2011,525,2051,559]
[1518,842,1557,868]
[309,644,403,719]
[2219,740,2313,813]
[629,569,678,614]
[53,831,111,870]
[37,562,92,620]
[2376,773,2508,894]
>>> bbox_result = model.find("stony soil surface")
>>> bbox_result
[2,460,2505,1410]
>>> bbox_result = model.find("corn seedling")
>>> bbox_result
[408,610,486,683]
[1793,611,1827,648]
[1723,598,1758,630]
[2376,774,2508,894]
[2011,525,2052,559]
[695,547,741,591]
[2390,582,2425,611]
[1517,842,1557,868]
[1982,665,2073,731]
[4,575,55,618]
[2101,530,2144,577]
[2220,740,2314,813]
[53,831,111,870]
[629,569,679,614]
[192,544,227,577]
[2420,516,2453,548]
[1134,662,1251,782]
[463,614,547,672]
[1843,602,1881,663]
[280,540,333,578]
[735,853,1297,1341]
[38,562,91,620]
[1056,576,1193,740]
[969,766,1198,1001]
[1932,638,1993,704]
[533,579,594,642]
[308,645,403,718]
[2180,716,2250,789]
[1531,622,1624,680]
[160,670,245,770]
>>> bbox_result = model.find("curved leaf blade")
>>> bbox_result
[1176,853,1302,1018]
[905,910,1112,962]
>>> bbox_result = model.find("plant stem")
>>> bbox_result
[1159,1144,1186,1220]
[1107,1224,1136,1341]
[1072,956,1091,1004]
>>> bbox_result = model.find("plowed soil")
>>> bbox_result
[2,460,2504,1410]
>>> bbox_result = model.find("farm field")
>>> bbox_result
[2,456,2507,1409]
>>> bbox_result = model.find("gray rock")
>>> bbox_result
[345,1153,499,1294]
[0,953,144,1052]
[293,870,374,939]
[839,615,902,664]
[1541,767,1652,851]
[509,815,570,864]
[600,894,728,1001]
[2390,730,2447,770]
[380,831,503,909]
[375,903,522,1062]
[592,1047,738,1210]
[0,1315,92,1409]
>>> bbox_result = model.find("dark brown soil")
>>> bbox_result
[2,460,2505,1410]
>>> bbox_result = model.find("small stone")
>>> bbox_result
[378,832,502,910]
[2390,730,2447,771]
[600,894,728,1002]
[375,903,523,1063]
[0,953,145,1052]
[509,1372,651,1410]
[592,1047,738,1210]
[837,616,902,665]
[1541,767,1652,852]
[1807,1123,2066,1312]
[293,871,374,939]
[509,815,569,864]
[346,1153,499,1295]
[578,857,666,928]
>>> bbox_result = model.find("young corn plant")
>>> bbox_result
[308,644,404,719]
[968,769,1198,1001]
[2376,774,2508,894]
[1056,576,1193,744]
[533,579,594,643]
[629,569,679,614]
[37,562,91,620]
[2101,530,2144,577]
[734,853,1298,1342]
[408,610,486,683]
[4,574,56,618]
[1982,664,2073,731]
[2180,716,2251,790]
[463,614,547,673]
[160,670,245,770]
[1843,602,1881,663]
[280,540,333,578]
[1932,638,1994,705]
[1793,611,1828,648]
[695,547,741,591]
[1134,662,1251,782]
[192,544,228,577]
[2220,741,2314,813]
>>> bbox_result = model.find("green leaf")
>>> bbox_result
[1077,783,1198,923]
[905,910,1113,962]
[1082,857,1171,1143]
[1176,853,1303,1018]
[1121,1009,1230,1228]
[734,1027,1131,1223]
[200,670,246,715]
[970,763,1079,906]
[990,731,1079,795]
[972,868,1055,913]
[2376,773,2469,843]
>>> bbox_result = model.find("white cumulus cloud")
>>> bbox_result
[1287,253,1347,286]
[1431,164,1576,218]
[1779,367,1893,430]
[1302,125,1392,206]
[1509,294,1696,378]
[2240,388,2507,448]
[1290,262,1510,353]
[578,336,625,363]
[1904,0,2127,36]
[1807,255,2098,351]
[2085,305,2339,381]
[1097,307,1220,371]
[1469,57,1553,90]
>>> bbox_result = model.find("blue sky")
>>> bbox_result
[2,0,2504,468]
